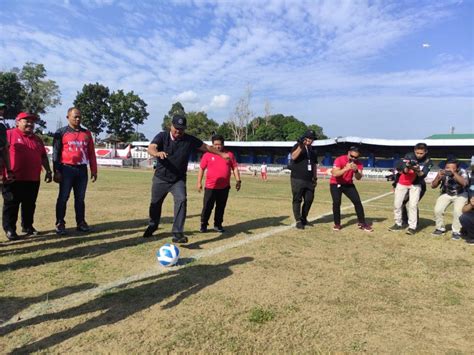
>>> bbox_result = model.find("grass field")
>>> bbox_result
[0,168,473,353]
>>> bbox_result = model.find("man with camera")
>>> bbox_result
[330,146,372,232]
[289,130,318,229]
[389,143,432,235]
[431,159,468,239]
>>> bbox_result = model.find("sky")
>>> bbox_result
[0,0,473,140]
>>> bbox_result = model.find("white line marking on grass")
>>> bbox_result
[1,191,393,327]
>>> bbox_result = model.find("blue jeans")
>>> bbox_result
[56,165,88,225]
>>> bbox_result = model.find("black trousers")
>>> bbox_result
[201,187,230,227]
[460,212,474,239]
[330,184,365,225]
[402,184,426,224]
[2,181,40,233]
[291,178,315,222]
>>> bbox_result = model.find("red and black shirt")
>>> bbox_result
[53,126,97,174]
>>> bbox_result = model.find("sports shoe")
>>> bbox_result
[301,218,308,226]
[296,221,304,230]
[451,232,462,241]
[214,225,225,233]
[406,228,416,236]
[172,233,188,244]
[358,223,373,232]
[200,224,208,233]
[22,227,40,236]
[388,224,404,232]
[76,222,91,232]
[143,224,158,238]
[332,224,342,231]
[6,230,19,241]
[431,229,445,236]
[55,223,66,236]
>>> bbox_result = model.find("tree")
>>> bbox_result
[18,62,61,129]
[128,132,148,142]
[227,85,252,141]
[185,111,219,140]
[0,71,25,120]
[73,83,110,138]
[162,102,186,130]
[107,90,149,142]
[216,122,234,141]
[307,124,328,140]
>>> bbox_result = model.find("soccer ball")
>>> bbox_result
[156,243,180,267]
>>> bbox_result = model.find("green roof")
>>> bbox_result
[425,134,474,139]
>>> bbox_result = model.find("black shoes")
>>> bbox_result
[200,224,208,233]
[6,230,19,241]
[388,224,404,232]
[55,223,66,236]
[172,233,188,244]
[214,225,225,233]
[143,224,158,238]
[296,221,304,230]
[76,222,91,232]
[22,227,40,236]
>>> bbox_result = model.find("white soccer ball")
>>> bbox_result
[156,243,180,267]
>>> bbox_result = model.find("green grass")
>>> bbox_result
[0,168,473,353]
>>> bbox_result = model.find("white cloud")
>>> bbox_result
[209,94,230,109]
[422,43,431,48]
[172,90,199,103]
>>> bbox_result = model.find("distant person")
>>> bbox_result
[261,162,268,180]
[197,134,241,233]
[143,114,230,243]
[53,107,97,235]
[289,130,318,229]
[2,112,52,240]
[431,159,468,240]
[330,146,373,232]
[389,143,432,235]
[0,102,13,183]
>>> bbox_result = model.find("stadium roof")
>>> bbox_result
[425,134,474,140]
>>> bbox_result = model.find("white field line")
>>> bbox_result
[1,191,393,327]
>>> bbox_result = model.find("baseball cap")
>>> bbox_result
[303,130,316,140]
[172,114,187,129]
[16,112,38,121]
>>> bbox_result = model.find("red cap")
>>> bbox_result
[16,112,38,121]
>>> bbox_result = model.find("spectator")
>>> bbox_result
[0,102,13,184]
[261,162,267,180]
[2,112,52,240]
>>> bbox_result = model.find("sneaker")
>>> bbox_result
[214,225,225,233]
[358,223,373,232]
[431,229,445,236]
[6,230,19,241]
[55,223,66,236]
[22,227,40,236]
[296,221,304,230]
[406,228,416,236]
[172,233,188,244]
[451,232,462,241]
[200,224,208,233]
[388,224,404,232]
[332,224,342,231]
[142,224,158,238]
[76,222,91,232]
[301,218,308,226]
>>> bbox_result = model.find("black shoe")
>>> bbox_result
[76,222,91,232]
[214,225,225,233]
[301,218,308,226]
[406,228,416,236]
[22,227,40,236]
[200,224,208,233]
[6,230,19,241]
[172,233,188,244]
[296,221,305,230]
[55,223,67,236]
[388,224,404,232]
[143,224,158,238]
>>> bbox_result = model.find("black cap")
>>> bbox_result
[304,130,316,140]
[172,114,187,129]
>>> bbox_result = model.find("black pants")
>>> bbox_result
[291,178,315,222]
[402,183,426,225]
[56,164,88,225]
[330,184,365,225]
[2,181,40,233]
[149,176,187,233]
[201,187,230,227]
[460,212,474,239]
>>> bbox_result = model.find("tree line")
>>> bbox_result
[0,63,327,143]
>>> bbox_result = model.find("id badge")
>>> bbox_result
[307,164,312,171]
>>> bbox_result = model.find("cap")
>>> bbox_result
[349,145,360,153]
[16,112,38,121]
[172,114,187,129]
[303,130,316,140]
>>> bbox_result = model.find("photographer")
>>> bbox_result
[289,130,318,229]
[389,143,432,235]
[431,159,468,239]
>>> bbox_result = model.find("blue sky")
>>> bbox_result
[1,0,473,140]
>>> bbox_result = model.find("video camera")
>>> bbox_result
[403,159,419,169]
[385,169,396,182]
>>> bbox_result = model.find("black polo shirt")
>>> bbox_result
[151,131,203,182]
[290,143,318,181]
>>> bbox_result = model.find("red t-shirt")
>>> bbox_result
[398,170,417,186]
[200,151,237,189]
[329,155,363,185]
[6,128,47,181]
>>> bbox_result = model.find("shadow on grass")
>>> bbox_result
[183,215,288,250]
[2,257,253,353]
[0,283,97,325]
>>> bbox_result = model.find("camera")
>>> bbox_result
[403,159,419,169]
[385,168,396,182]
[444,170,453,177]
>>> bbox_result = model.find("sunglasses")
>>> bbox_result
[349,154,359,159]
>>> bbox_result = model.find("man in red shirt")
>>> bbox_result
[53,107,97,235]
[330,146,372,232]
[197,134,241,233]
[2,112,52,240]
